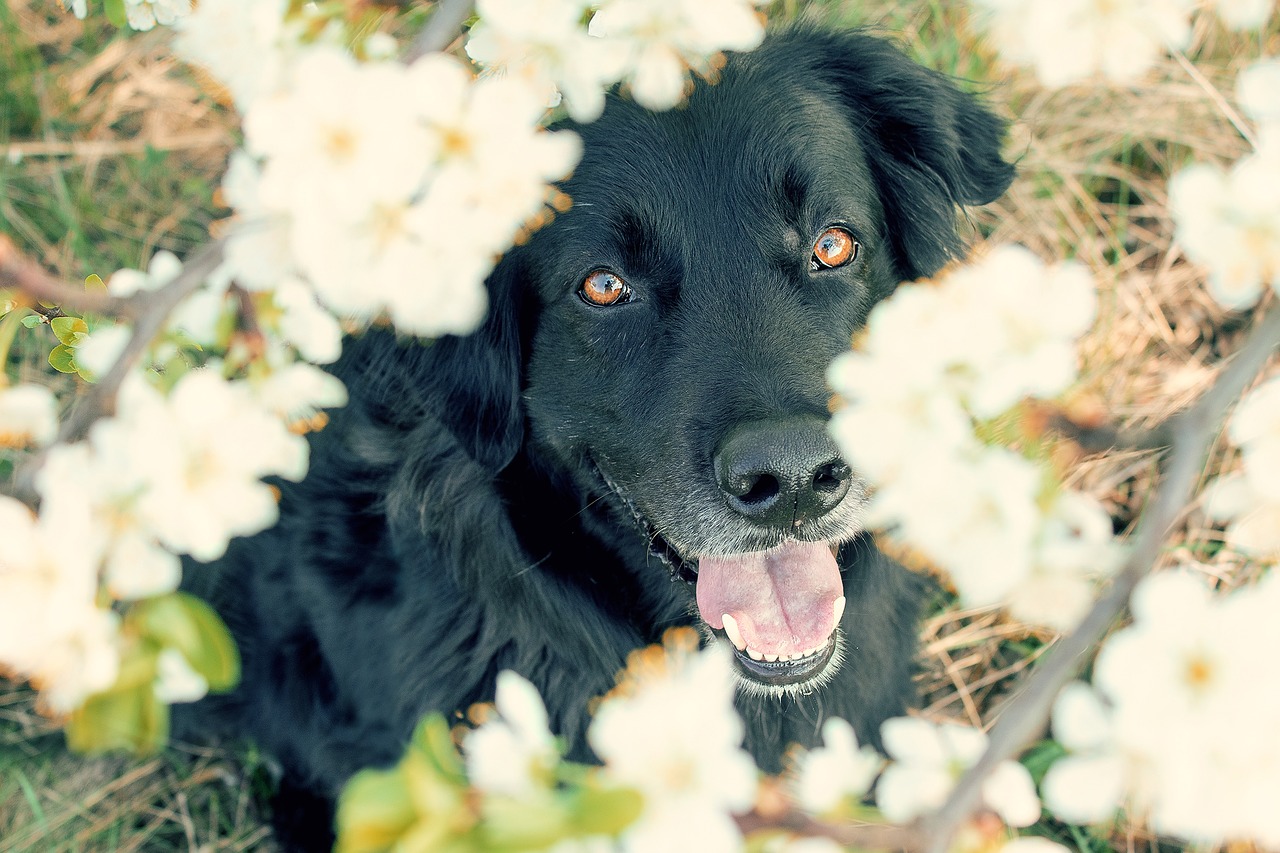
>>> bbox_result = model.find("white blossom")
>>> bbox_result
[590,642,757,853]
[875,716,1040,827]
[791,717,883,815]
[245,47,432,217]
[1208,0,1275,29]
[1041,682,1127,824]
[588,0,767,110]
[867,446,1043,608]
[0,384,58,448]
[0,495,119,714]
[1062,571,1280,846]
[466,0,623,122]
[272,277,343,365]
[174,0,290,110]
[1005,491,1123,631]
[1237,59,1280,135]
[465,671,558,796]
[123,370,308,562]
[74,324,131,380]
[1169,149,1280,310]
[970,0,1194,87]
[122,0,190,31]
[153,647,209,704]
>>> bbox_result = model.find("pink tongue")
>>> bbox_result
[696,541,843,656]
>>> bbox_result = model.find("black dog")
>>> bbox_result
[181,26,1013,850]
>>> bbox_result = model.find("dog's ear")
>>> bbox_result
[345,254,532,473]
[801,29,1016,283]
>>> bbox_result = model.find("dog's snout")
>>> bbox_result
[714,417,852,527]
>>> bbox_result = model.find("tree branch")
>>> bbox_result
[7,241,226,504]
[0,235,139,320]
[403,0,475,63]
[922,306,1280,853]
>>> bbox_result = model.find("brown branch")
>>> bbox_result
[737,807,927,851]
[7,241,226,505]
[1046,410,1175,453]
[922,306,1280,853]
[403,0,474,62]
[0,235,139,319]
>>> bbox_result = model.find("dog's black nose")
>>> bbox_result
[714,417,852,527]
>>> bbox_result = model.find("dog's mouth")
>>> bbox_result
[698,542,845,688]
[593,462,846,691]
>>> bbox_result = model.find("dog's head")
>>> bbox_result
[437,28,1014,694]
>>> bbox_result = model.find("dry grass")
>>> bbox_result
[1,1,1278,851]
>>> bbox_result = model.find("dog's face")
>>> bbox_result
[467,29,1012,695]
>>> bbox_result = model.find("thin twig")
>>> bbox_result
[7,242,226,505]
[0,235,137,319]
[737,807,927,851]
[1169,48,1259,150]
[922,307,1280,853]
[1047,410,1175,453]
[403,0,475,63]
[56,241,226,444]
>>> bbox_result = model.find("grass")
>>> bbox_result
[1,0,1277,851]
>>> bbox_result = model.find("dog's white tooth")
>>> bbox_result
[747,647,764,661]
[722,614,746,651]
[764,653,779,662]
[833,596,847,625]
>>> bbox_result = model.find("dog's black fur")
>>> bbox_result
[180,27,1014,851]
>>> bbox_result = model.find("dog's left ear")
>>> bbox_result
[800,29,1016,283]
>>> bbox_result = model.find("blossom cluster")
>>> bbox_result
[171,0,580,340]
[458,635,1051,852]
[1044,570,1280,846]
[467,0,768,118]
[0,367,309,713]
[9,0,771,722]
[827,245,1124,629]
[1201,377,1280,558]
[1169,58,1280,311]
[969,0,1275,87]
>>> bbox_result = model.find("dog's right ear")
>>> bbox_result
[344,253,532,473]
[786,28,1016,285]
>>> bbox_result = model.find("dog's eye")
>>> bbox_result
[579,270,631,306]
[810,227,859,270]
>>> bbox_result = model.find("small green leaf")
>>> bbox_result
[481,795,570,851]
[411,714,467,783]
[48,344,78,374]
[65,684,169,755]
[51,316,88,346]
[103,0,127,27]
[567,785,644,836]
[85,274,106,292]
[132,593,241,691]
[335,766,419,853]
[20,315,41,328]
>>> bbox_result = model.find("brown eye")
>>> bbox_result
[811,227,858,270]
[580,270,631,306]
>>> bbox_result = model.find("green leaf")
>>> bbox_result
[65,684,169,755]
[50,316,88,346]
[334,766,419,853]
[132,593,241,691]
[480,795,569,851]
[567,785,644,836]
[103,0,127,27]
[411,714,467,784]
[48,344,77,374]
[85,274,106,292]
[20,315,41,328]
